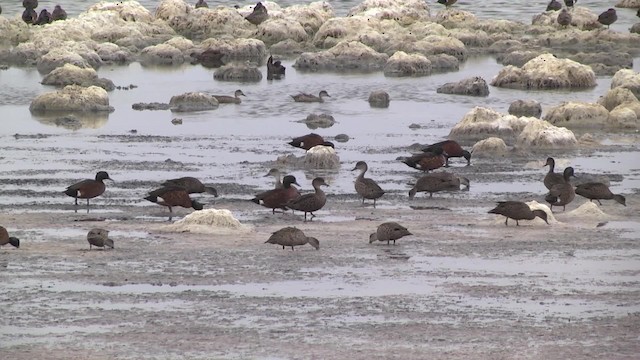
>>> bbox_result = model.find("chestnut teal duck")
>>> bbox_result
[195,0,208,8]
[598,8,617,28]
[489,201,549,226]
[161,177,218,196]
[546,0,562,11]
[144,186,204,220]
[288,133,335,151]
[34,9,51,25]
[352,161,385,207]
[213,90,245,104]
[543,157,570,190]
[265,227,319,250]
[267,55,285,80]
[409,172,470,199]
[64,171,113,208]
[545,167,576,211]
[437,0,457,8]
[291,90,330,103]
[252,175,301,214]
[421,140,471,166]
[285,177,328,221]
[575,182,625,206]
[369,222,412,245]
[564,0,576,7]
[51,5,67,21]
[22,8,37,24]
[245,2,268,25]
[401,147,447,172]
[0,226,20,249]
[557,8,571,27]
[23,0,38,9]
[87,228,114,250]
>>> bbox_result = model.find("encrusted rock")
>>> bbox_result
[471,137,508,157]
[213,63,262,82]
[36,48,94,75]
[437,76,489,97]
[30,85,114,113]
[256,18,309,46]
[611,69,640,99]
[294,41,389,71]
[383,51,431,77]
[448,107,532,141]
[608,107,638,129]
[304,144,340,169]
[347,0,431,25]
[496,50,542,67]
[427,54,459,72]
[543,101,609,128]
[615,0,640,8]
[568,52,633,76]
[196,38,267,63]
[368,90,390,108]
[140,43,185,65]
[597,87,639,111]
[508,99,542,118]
[41,63,115,91]
[491,53,596,90]
[531,6,601,30]
[169,92,219,112]
[516,120,578,148]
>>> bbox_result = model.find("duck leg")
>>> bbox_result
[504,217,509,226]
[168,207,173,221]
[516,219,520,226]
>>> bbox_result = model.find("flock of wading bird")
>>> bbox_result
[0,133,627,252]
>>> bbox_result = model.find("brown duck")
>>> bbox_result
[421,140,471,166]
[64,171,113,208]
[213,90,245,104]
[489,201,549,226]
[437,0,457,8]
[265,227,319,250]
[195,0,208,8]
[352,161,385,207]
[546,0,561,11]
[543,157,568,190]
[0,226,20,249]
[267,55,286,80]
[252,175,301,213]
[409,172,470,199]
[402,147,448,172]
[598,8,617,29]
[87,228,114,250]
[288,133,334,151]
[51,5,67,21]
[245,2,268,25]
[557,8,571,27]
[369,222,412,245]
[575,182,625,206]
[545,167,576,211]
[144,186,204,220]
[161,177,218,196]
[285,177,329,221]
[291,90,330,103]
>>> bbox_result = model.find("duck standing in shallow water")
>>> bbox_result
[409,172,469,199]
[575,183,626,206]
[51,5,67,21]
[369,222,412,245]
[0,226,20,249]
[161,177,218,196]
[288,133,334,151]
[545,167,576,211]
[352,161,385,208]
[421,140,471,166]
[87,228,114,250]
[64,171,113,209]
[266,227,319,250]
[437,0,457,8]
[267,55,285,80]
[291,90,330,103]
[144,186,204,220]
[488,201,549,226]
[401,147,447,172]
[213,90,245,104]
[286,177,328,221]
[598,8,617,29]
[251,175,301,214]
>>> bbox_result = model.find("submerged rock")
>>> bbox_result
[30,85,114,113]
[132,102,171,111]
[516,120,577,148]
[508,99,542,118]
[368,90,390,108]
[169,92,219,112]
[41,63,115,91]
[543,101,609,129]
[471,137,508,157]
[436,76,489,97]
[213,63,262,82]
[491,54,596,90]
[300,113,336,129]
[294,41,389,71]
[383,51,431,77]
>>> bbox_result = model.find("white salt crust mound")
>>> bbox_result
[162,209,252,234]
[567,202,611,220]
[304,145,340,169]
[516,120,577,149]
[471,137,508,157]
[30,85,114,113]
[543,101,610,129]
[169,92,219,112]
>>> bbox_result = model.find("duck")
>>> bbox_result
[251,175,301,214]
[369,222,412,245]
[266,55,285,80]
[161,177,218,196]
[51,5,67,21]
[144,186,204,220]
[213,89,245,104]
[23,0,38,9]
[545,167,576,211]
[34,9,51,25]
[22,8,37,24]
[265,227,319,250]
[352,161,385,207]
[598,8,617,29]
[557,8,571,27]
[543,157,567,190]
[0,226,20,249]
[575,182,625,206]
[546,0,562,11]
[421,140,471,166]
[64,171,113,208]
[637,8,640,18]
[564,0,576,7]
[488,201,549,226]
[285,177,329,221]
[245,2,268,25]
[437,0,457,8]
[195,0,208,8]
[87,228,114,250]
[401,147,447,172]
[409,171,470,199]
[263,168,283,189]
[288,133,335,151]
[291,90,330,103]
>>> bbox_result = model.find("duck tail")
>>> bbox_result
[144,195,158,203]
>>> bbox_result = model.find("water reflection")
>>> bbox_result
[32,112,110,130]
